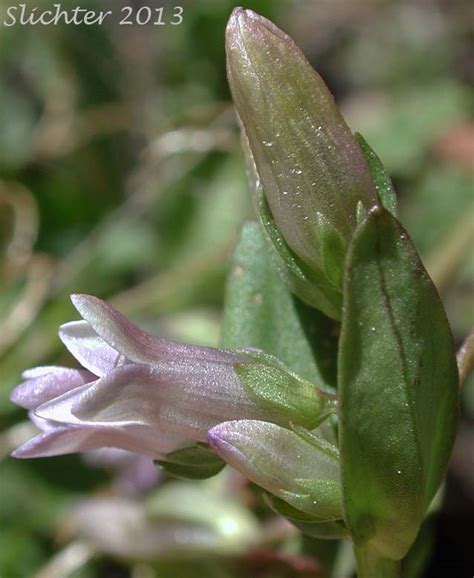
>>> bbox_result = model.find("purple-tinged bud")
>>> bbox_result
[208,420,342,520]
[226,8,378,318]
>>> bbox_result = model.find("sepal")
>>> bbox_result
[254,182,343,320]
[156,443,225,480]
[264,493,349,540]
[236,350,330,429]
[355,133,398,217]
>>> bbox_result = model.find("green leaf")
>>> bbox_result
[339,207,459,559]
[402,512,437,578]
[222,221,339,387]
[156,444,225,480]
[355,133,398,217]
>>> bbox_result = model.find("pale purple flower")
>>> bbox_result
[10,294,321,460]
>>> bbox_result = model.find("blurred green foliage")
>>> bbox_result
[0,1,472,577]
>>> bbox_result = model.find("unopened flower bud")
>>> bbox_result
[208,419,343,520]
[226,8,378,318]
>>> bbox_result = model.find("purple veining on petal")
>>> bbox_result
[29,368,199,454]
[11,428,96,459]
[71,294,246,366]
[10,367,95,410]
[69,363,235,440]
[59,320,123,376]
[30,363,230,444]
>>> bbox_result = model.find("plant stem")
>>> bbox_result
[353,544,401,578]
[457,327,474,387]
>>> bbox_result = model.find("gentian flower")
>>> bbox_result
[10,294,327,465]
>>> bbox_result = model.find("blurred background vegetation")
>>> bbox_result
[0,0,472,577]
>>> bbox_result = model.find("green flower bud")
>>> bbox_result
[226,8,378,318]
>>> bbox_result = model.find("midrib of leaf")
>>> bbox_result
[373,220,425,494]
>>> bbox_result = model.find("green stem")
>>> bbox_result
[353,544,401,578]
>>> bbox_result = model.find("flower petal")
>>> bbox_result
[30,370,198,455]
[70,294,245,366]
[69,363,282,442]
[59,320,123,375]
[22,366,70,379]
[29,411,61,432]
[12,421,190,459]
[11,428,98,458]
[34,382,96,426]
[10,367,95,410]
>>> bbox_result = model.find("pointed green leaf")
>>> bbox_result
[222,221,338,387]
[339,207,459,559]
[355,133,398,217]
[318,214,346,290]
